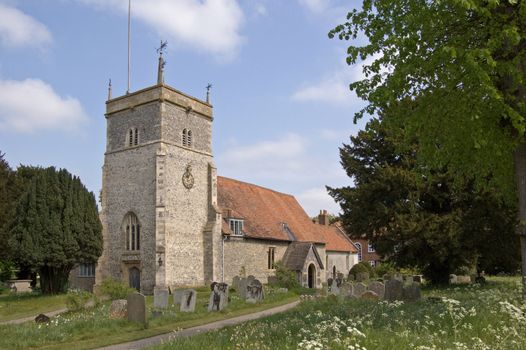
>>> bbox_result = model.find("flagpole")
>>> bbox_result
[127,0,131,94]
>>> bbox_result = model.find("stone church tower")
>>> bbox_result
[96,55,222,294]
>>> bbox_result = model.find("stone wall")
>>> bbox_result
[223,237,289,285]
[326,251,357,280]
[68,267,95,292]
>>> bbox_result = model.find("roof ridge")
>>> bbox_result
[217,176,296,198]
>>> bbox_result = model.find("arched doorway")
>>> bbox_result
[129,267,140,291]
[332,266,336,279]
[308,264,316,289]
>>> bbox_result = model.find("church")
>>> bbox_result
[94,54,358,295]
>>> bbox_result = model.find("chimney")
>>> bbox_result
[318,209,329,226]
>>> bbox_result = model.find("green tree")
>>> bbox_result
[330,1,526,293]
[329,118,520,284]
[8,167,102,294]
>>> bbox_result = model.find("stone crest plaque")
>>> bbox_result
[182,165,194,189]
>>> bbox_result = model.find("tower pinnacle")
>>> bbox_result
[156,40,167,85]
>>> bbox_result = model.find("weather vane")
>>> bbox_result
[157,40,168,55]
[157,40,168,84]
[206,83,212,103]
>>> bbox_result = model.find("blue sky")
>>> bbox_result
[0,0,368,216]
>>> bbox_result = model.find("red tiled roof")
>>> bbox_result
[217,176,356,254]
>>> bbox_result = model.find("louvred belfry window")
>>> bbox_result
[124,212,140,251]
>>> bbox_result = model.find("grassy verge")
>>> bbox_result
[0,287,298,350]
[152,277,526,350]
[0,293,70,322]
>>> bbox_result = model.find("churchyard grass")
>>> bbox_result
[0,286,298,349]
[153,277,525,350]
[0,293,70,322]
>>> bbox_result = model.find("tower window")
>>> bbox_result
[127,128,139,147]
[355,242,362,262]
[182,129,193,147]
[124,212,141,251]
[368,243,375,253]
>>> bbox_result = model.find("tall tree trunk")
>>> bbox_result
[513,141,526,299]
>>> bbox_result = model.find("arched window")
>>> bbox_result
[128,129,134,146]
[187,130,192,147]
[354,242,362,262]
[332,265,336,279]
[124,212,140,251]
[182,129,187,146]
[134,128,139,145]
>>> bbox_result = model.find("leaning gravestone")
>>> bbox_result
[330,279,341,296]
[180,289,197,312]
[208,282,229,311]
[246,278,263,303]
[153,288,169,309]
[173,289,184,306]
[368,281,385,299]
[127,293,146,324]
[403,283,421,302]
[109,299,127,319]
[385,279,404,301]
[340,283,353,298]
[353,282,367,297]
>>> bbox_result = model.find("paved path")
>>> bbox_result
[97,300,300,350]
[0,308,68,325]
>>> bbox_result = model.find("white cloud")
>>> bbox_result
[296,187,340,217]
[220,133,304,163]
[0,79,88,133]
[0,3,52,48]
[298,0,330,14]
[80,0,244,60]
[255,3,267,16]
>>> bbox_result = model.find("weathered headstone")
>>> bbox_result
[208,282,229,311]
[340,283,353,298]
[109,299,127,319]
[403,275,413,284]
[457,275,472,284]
[232,276,241,291]
[246,278,263,302]
[449,274,458,284]
[353,282,367,297]
[247,275,256,284]
[360,290,379,301]
[385,279,403,301]
[356,272,369,282]
[329,278,341,296]
[153,287,169,309]
[403,283,421,302]
[368,281,385,299]
[127,293,146,324]
[173,289,184,306]
[382,274,392,281]
[238,278,248,299]
[180,289,197,312]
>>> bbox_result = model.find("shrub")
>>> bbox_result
[100,279,136,300]
[374,262,397,277]
[349,262,373,278]
[66,289,93,311]
[274,261,300,290]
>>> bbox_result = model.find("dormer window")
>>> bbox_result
[127,128,139,147]
[229,219,244,236]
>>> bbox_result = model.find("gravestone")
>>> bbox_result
[238,278,248,299]
[368,281,385,299]
[340,283,353,298]
[247,275,256,284]
[353,282,367,297]
[208,282,229,311]
[153,287,169,309]
[449,274,458,284]
[329,278,341,296]
[382,274,391,281]
[356,272,369,282]
[403,283,421,302]
[457,275,472,284]
[173,289,184,306]
[127,293,146,324]
[385,279,404,301]
[180,289,197,312]
[360,290,379,301]
[232,276,241,291]
[246,278,263,302]
[403,275,413,284]
[109,299,127,319]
